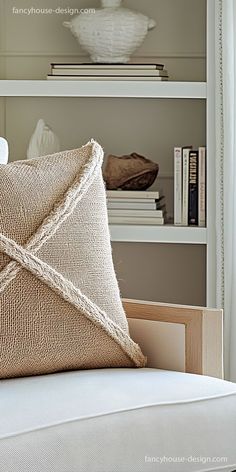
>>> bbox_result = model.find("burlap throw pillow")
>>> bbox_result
[0,141,146,379]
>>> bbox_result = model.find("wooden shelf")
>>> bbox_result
[0,80,207,99]
[109,225,207,244]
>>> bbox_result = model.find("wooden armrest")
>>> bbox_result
[123,299,223,379]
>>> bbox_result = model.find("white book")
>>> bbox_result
[108,209,163,218]
[47,75,168,81]
[109,217,164,225]
[108,198,161,204]
[108,201,158,210]
[52,63,164,70]
[182,148,191,226]
[51,68,168,77]
[198,146,206,227]
[106,190,160,200]
[174,147,182,225]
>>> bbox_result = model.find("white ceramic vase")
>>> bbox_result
[63,0,156,63]
[27,119,60,159]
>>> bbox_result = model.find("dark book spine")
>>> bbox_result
[188,150,198,225]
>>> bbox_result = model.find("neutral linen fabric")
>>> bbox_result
[0,368,236,472]
[0,141,145,378]
[215,0,236,381]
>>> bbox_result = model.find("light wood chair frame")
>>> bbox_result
[123,299,223,379]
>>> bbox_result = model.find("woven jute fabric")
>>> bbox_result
[0,141,146,379]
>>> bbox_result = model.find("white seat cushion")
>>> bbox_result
[0,368,236,472]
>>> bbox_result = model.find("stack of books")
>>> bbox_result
[174,146,206,227]
[107,190,166,225]
[47,63,169,81]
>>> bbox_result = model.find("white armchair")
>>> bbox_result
[0,299,236,472]
[0,142,236,472]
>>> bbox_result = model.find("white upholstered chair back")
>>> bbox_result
[0,137,9,164]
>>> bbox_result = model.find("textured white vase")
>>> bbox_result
[63,0,156,63]
[0,137,9,164]
[27,119,60,159]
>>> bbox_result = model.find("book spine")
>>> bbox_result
[107,196,164,205]
[174,147,182,225]
[108,217,164,225]
[106,191,160,199]
[51,69,168,77]
[198,147,206,227]
[51,63,164,70]
[182,148,190,226]
[188,150,199,226]
[47,75,168,81]
[108,209,163,218]
[107,202,158,210]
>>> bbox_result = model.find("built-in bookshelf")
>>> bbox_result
[0,0,215,307]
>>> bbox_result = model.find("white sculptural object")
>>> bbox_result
[27,119,60,159]
[63,0,156,63]
[0,137,9,164]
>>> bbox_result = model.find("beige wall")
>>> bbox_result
[0,0,207,306]
[112,243,206,306]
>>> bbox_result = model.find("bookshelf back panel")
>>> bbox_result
[0,0,206,81]
[5,96,206,221]
[112,242,206,306]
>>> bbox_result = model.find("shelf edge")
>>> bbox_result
[109,225,207,244]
